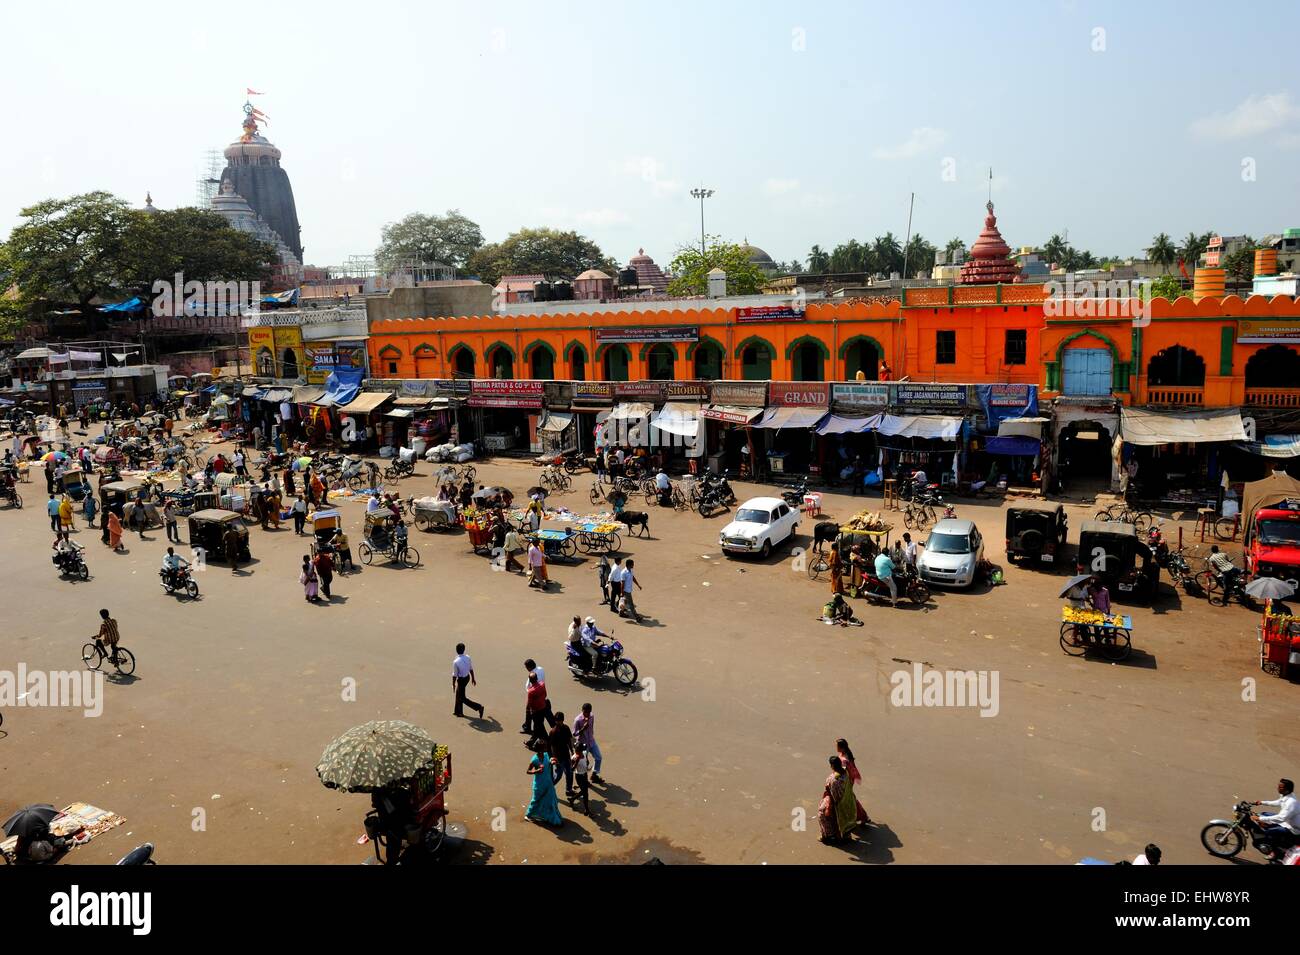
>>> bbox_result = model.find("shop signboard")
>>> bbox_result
[768,381,830,408]
[709,381,768,407]
[544,380,575,409]
[1238,319,1300,344]
[735,304,806,323]
[831,382,889,411]
[572,381,614,406]
[305,344,336,385]
[976,383,1039,426]
[335,342,366,370]
[468,379,543,408]
[614,381,665,400]
[664,381,710,400]
[594,326,699,344]
[890,383,971,410]
[432,379,472,398]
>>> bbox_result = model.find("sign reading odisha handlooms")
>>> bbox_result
[831,382,889,410]
[467,379,543,408]
[1238,319,1300,344]
[889,383,971,409]
[594,326,699,344]
[665,381,709,400]
[768,381,830,407]
[709,381,768,407]
[614,381,665,399]
[735,305,806,323]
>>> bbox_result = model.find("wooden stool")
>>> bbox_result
[1195,507,1215,542]
[882,478,898,511]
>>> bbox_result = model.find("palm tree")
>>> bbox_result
[944,237,967,261]
[1042,234,1067,268]
[1147,233,1175,274]
[807,245,829,274]
[1179,232,1207,269]
[873,232,902,276]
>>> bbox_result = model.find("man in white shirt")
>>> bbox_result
[655,468,671,506]
[367,494,381,514]
[607,559,625,611]
[1255,778,1300,848]
[620,558,643,621]
[450,643,483,719]
[902,532,918,568]
[1131,844,1161,865]
[580,615,610,670]
[912,468,928,489]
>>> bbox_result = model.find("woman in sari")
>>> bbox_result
[828,542,844,596]
[58,495,74,537]
[300,555,320,602]
[836,739,872,825]
[819,756,858,844]
[525,743,564,827]
[107,511,123,551]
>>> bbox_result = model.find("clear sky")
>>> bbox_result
[2,0,1298,270]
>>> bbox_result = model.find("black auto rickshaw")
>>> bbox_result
[187,509,251,563]
[101,480,161,529]
[1005,503,1068,566]
[1076,520,1157,600]
[60,468,92,503]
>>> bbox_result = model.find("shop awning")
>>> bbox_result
[241,386,266,399]
[699,404,763,425]
[539,412,574,433]
[753,406,828,430]
[1120,407,1246,446]
[608,402,653,420]
[985,435,1041,456]
[652,402,702,438]
[292,386,325,404]
[261,388,294,403]
[1233,434,1300,459]
[816,414,883,435]
[392,396,433,408]
[386,408,415,419]
[338,391,393,414]
[876,414,962,439]
[997,416,1050,438]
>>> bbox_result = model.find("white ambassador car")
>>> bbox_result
[720,496,799,558]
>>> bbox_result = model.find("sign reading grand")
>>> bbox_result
[595,326,699,344]
[1238,319,1300,344]
[890,383,970,409]
[768,381,829,407]
[468,379,543,408]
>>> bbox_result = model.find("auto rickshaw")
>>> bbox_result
[310,509,343,556]
[101,480,162,529]
[1076,520,1157,601]
[60,467,92,503]
[187,509,251,563]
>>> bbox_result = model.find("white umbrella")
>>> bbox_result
[1059,574,1094,598]
[1244,577,1296,600]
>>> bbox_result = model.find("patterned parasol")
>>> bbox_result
[316,720,441,793]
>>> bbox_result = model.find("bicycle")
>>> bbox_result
[806,550,832,580]
[903,500,936,530]
[81,638,136,675]
[1093,503,1153,533]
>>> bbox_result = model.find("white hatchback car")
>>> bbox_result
[720,496,799,558]
[917,518,985,588]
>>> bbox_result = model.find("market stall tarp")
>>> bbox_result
[292,386,326,404]
[607,402,654,421]
[241,386,266,399]
[1234,435,1300,459]
[1242,472,1300,536]
[985,435,1041,456]
[997,416,1050,438]
[337,391,393,414]
[1119,407,1246,446]
[261,388,293,403]
[699,404,763,425]
[815,414,882,435]
[318,368,365,408]
[539,412,574,433]
[875,414,962,440]
[752,406,828,430]
[651,402,701,438]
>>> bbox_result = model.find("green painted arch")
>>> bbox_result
[733,335,776,360]
[563,340,589,362]
[639,340,680,361]
[446,342,474,361]
[785,334,831,360]
[413,342,437,356]
[595,342,632,363]
[483,340,517,362]
[837,334,884,360]
[523,339,557,362]
[686,335,726,360]
[377,344,402,358]
[1054,328,1119,365]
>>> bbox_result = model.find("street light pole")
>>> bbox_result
[690,187,714,257]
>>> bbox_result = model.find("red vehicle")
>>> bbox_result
[1247,499,1300,583]
[362,753,452,865]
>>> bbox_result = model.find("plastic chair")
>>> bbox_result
[803,493,822,517]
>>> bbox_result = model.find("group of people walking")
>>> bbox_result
[819,739,872,845]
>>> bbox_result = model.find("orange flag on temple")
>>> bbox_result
[247,88,265,95]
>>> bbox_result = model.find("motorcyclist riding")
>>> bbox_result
[1252,778,1300,851]
[161,546,190,588]
[579,615,610,671]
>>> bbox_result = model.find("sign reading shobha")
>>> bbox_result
[768,381,829,407]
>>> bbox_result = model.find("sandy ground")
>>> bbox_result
[3,428,1299,865]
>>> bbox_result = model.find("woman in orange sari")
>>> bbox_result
[107,511,123,551]
[836,738,872,825]
[828,542,844,596]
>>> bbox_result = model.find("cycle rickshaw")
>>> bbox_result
[360,511,420,567]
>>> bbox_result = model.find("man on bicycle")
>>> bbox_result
[95,608,121,666]
[1208,545,1241,594]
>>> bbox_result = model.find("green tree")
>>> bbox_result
[872,233,902,276]
[1,191,135,328]
[944,237,966,261]
[1149,274,1184,301]
[1223,238,1257,283]
[1179,231,1209,268]
[1146,232,1176,273]
[806,245,830,274]
[122,207,275,295]
[1042,234,1067,268]
[376,210,484,273]
[903,234,937,278]
[465,227,616,287]
[666,236,766,296]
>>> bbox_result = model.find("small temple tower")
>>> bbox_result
[959,201,1020,285]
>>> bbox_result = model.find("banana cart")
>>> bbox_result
[1059,607,1133,662]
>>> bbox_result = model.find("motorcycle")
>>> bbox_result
[707,470,737,505]
[384,456,416,481]
[780,477,810,508]
[159,566,199,599]
[1165,549,1199,592]
[853,566,929,606]
[52,544,89,581]
[1201,800,1296,862]
[564,636,638,686]
[697,484,727,517]
[116,843,157,865]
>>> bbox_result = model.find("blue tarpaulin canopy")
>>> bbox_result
[98,297,144,313]
[319,367,364,407]
[262,289,299,305]
[985,435,1041,457]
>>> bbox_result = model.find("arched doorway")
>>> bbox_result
[529,347,555,380]
[452,347,475,378]
[1147,345,1205,386]
[693,341,723,379]
[791,341,825,381]
[1245,344,1300,388]
[569,345,587,381]
[486,346,514,379]
[646,344,675,380]
[602,344,630,382]
[740,342,773,381]
[1059,420,1113,482]
[281,348,298,379]
[256,347,275,377]
[842,338,879,380]
[414,347,438,379]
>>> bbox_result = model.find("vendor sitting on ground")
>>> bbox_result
[821,593,863,627]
